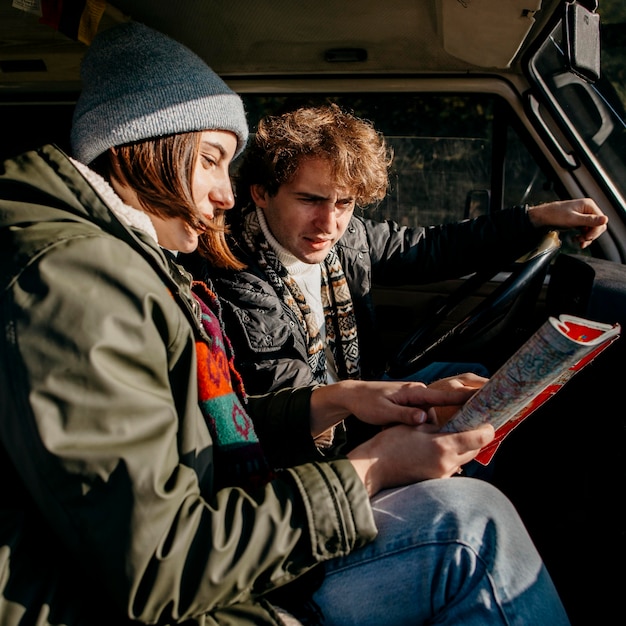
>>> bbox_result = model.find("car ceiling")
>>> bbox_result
[1,0,563,92]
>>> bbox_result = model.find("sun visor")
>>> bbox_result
[437,0,542,68]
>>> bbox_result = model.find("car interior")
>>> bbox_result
[2,1,625,623]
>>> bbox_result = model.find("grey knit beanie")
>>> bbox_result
[71,21,248,165]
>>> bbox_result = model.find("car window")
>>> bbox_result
[241,92,561,230]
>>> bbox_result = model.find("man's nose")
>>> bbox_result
[313,202,338,229]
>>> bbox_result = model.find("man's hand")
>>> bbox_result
[527,198,608,249]
[308,379,478,437]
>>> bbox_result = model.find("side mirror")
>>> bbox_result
[563,1,601,83]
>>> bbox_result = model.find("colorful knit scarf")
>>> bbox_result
[192,280,271,490]
[241,208,361,384]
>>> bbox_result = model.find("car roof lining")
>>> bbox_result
[1,0,563,90]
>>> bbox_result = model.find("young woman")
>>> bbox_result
[0,21,570,626]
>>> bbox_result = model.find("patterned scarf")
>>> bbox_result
[192,280,272,490]
[241,208,360,384]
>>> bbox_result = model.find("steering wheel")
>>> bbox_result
[385,230,562,379]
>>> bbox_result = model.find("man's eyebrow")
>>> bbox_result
[292,190,355,202]
[293,190,328,200]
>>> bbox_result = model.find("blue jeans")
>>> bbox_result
[312,478,570,625]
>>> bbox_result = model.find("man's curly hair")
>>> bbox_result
[235,103,393,209]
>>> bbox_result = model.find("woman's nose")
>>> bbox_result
[211,176,235,209]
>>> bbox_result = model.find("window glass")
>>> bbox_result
[503,125,561,208]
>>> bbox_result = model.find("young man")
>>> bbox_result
[183,103,608,399]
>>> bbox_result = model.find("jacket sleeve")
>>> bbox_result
[1,233,375,623]
[365,205,543,284]
[246,386,333,466]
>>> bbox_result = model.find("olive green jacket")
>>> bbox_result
[0,146,376,625]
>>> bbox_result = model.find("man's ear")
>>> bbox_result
[250,184,268,207]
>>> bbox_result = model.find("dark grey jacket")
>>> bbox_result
[0,146,376,625]
[182,206,540,396]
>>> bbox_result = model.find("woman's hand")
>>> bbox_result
[347,421,495,497]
